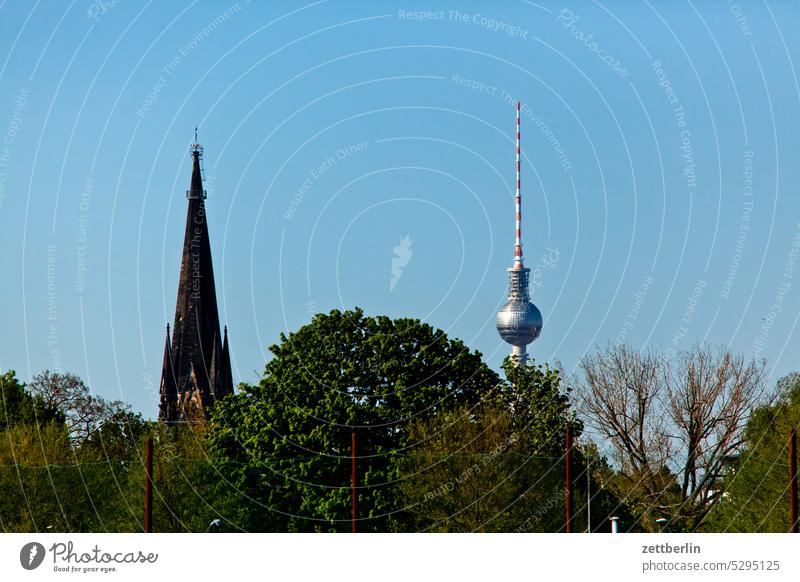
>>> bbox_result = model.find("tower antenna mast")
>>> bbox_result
[515,101,523,268]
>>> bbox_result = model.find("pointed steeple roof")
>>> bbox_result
[220,326,234,397]
[158,324,177,421]
[159,134,233,423]
[208,328,222,394]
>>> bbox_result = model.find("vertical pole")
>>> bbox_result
[610,516,619,533]
[352,431,357,533]
[790,428,798,533]
[565,424,572,533]
[145,437,153,533]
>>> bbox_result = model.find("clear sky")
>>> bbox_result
[0,0,798,419]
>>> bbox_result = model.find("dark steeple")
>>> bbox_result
[159,324,177,421]
[221,326,234,395]
[159,137,233,423]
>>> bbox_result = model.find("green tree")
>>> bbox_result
[67,411,154,532]
[704,373,800,532]
[122,423,236,532]
[401,358,589,532]
[0,374,145,533]
[78,410,150,462]
[400,359,633,532]
[29,370,130,444]
[500,357,580,455]
[208,308,499,532]
[400,400,567,532]
[0,421,99,532]
[0,419,157,532]
[0,370,63,430]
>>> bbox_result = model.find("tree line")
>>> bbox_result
[0,308,795,532]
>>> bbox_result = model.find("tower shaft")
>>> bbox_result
[512,345,528,366]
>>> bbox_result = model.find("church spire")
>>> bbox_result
[158,324,177,421]
[159,133,233,423]
[221,326,234,396]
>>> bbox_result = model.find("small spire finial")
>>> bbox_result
[188,127,205,198]
[191,126,202,157]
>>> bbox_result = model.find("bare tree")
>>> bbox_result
[667,348,767,514]
[28,370,129,443]
[576,343,767,530]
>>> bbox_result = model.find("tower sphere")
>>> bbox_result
[497,297,542,347]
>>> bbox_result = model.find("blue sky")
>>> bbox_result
[0,0,798,418]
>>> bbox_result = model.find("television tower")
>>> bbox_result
[496,101,542,365]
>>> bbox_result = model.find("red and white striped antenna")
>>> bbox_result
[514,101,524,269]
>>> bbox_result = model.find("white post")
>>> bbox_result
[610,516,620,533]
[587,464,591,533]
